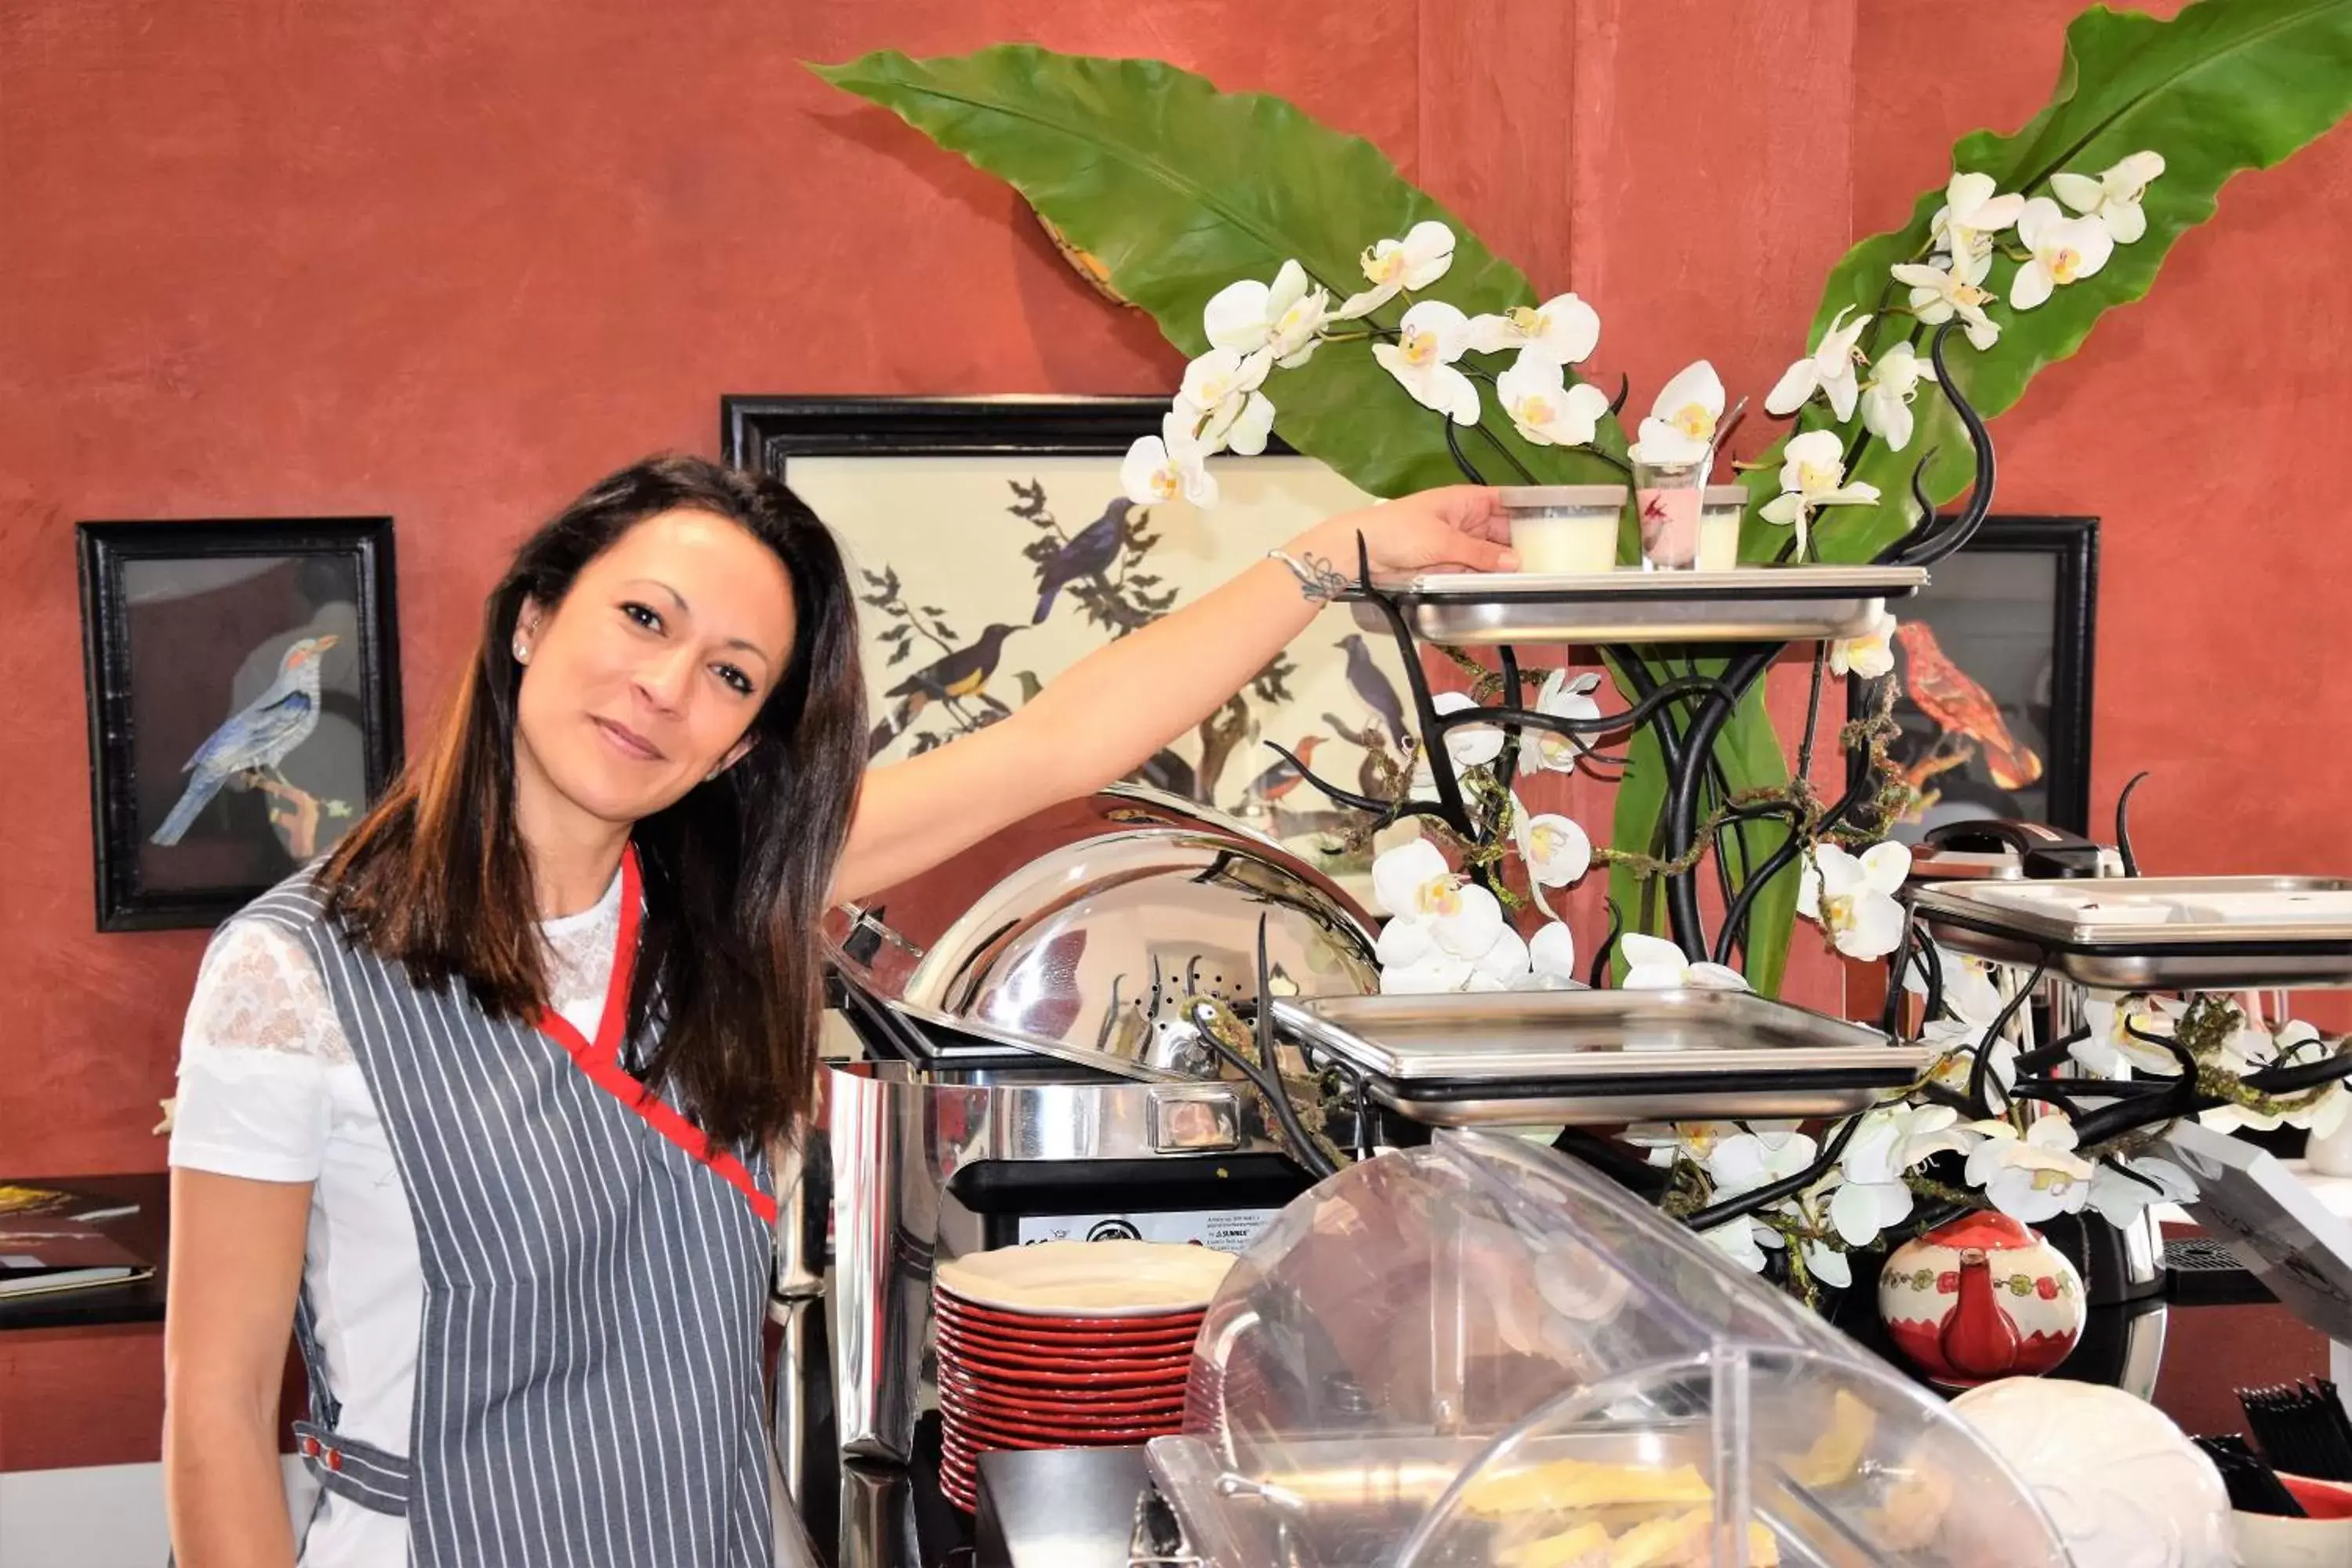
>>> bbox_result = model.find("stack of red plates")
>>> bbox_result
[931,1240,1233,1513]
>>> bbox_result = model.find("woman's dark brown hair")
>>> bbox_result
[318,454,866,1150]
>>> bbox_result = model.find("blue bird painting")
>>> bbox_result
[1031,498,1132,624]
[151,633,339,847]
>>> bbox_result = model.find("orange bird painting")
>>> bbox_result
[1893,622,2043,791]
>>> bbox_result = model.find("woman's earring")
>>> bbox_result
[513,638,530,664]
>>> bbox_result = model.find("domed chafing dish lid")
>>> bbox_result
[825,785,1381,1081]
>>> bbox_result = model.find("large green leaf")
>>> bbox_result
[1606,666,1798,996]
[813,46,1626,498]
[1739,0,2352,564]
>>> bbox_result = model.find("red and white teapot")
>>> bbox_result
[1877,1212,2086,1388]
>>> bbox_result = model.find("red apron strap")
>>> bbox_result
[536,846,779,1226]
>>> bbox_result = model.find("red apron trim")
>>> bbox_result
[535,846,779,1227]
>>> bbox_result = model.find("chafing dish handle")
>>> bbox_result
[1923,818,2104,880]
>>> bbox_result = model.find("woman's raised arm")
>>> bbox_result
[833,486,1508,903]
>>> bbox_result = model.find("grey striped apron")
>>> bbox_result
[244,847,779,1566]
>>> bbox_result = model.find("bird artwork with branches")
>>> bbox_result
[151,632,347,859]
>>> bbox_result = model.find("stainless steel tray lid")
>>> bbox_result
[1274,987,1905,1081]
[826,785,1381,1076]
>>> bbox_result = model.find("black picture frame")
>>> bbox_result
[78,517,403,931]
[1852,514,2099,838]
[723,392,1297,469]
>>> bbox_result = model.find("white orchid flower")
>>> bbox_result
[1203,260,1330,369]
[1759,430,1882,555]
[1828,1105,1962,1247]
[1798,841,1911,960]
[1619,931,1750,992]
[1495,351,1611,448]
[2074,992,2187,1077]
[1829,606,1896,681]
[1858,340,1937,452]
[1929,171,2027,285]
[1702,1215,1777,1273]
[1120,413,1218,508]
[1433,691,1505,770]
[2010,196,2114,311]
[2088,1156,2197,1229]
[1892,261,2001,351]
[2051,151,2165,245]
[1515,808,1593,888]
[1174,347,1276,456]
[1765,308,1874,421]
[1370,840,1526,994]
[1372,300,1481,425]
[1624,1121,1733,1171]
[1520,920,1580,989]
[1466,292,1600,365]
[1710,1129,1820,1200]
[1523,670,1602,774]
[1370,840,1499,935]
[1965,1115,2096,1225]
[1334,220,1457,319]
[2200,1018,2346,1135]
[1906,942,2005,1025]
[1377,902,1528,996]
[1627,362,1724,466]
[1802,1234,1853,1290]
[1925,1019,2019,1101]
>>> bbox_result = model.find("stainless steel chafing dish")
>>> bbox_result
[818,785,1383,1462]
[1912,874,2352,989]
[827,782,1382,1080]
[1273,988,1927,1125]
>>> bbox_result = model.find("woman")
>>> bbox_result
[163,453,1509,1566]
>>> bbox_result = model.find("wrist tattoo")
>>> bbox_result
[1268,549,1354,604]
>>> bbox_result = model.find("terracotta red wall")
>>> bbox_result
[4,0,2347,1468]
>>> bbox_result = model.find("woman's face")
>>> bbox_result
[514,508,795,827]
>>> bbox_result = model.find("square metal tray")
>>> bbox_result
[1352,565,1928,646]
[1271,989,1923,1126]
[1912,876,2352,989]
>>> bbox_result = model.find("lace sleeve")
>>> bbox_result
[168,920,353,1183]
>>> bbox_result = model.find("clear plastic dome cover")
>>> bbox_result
[1154,1131,2066,1566]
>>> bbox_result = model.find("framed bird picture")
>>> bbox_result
[723,394,1417,903]
[1853,515,2099,841]
[78,517,403,931]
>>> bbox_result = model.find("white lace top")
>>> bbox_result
[169,870,623,1568]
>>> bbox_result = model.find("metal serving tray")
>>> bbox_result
[1913,876,2352,989]
[1270,989,1923,1126]
[1353,565,1928,646]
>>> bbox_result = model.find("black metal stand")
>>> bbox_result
[1276,320,2000,971]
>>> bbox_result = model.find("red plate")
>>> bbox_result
[939,1381,1185,1431]
[947,1400,1180,1448]
[936,1355,1189,1393]
[931,1316,1204,1363]
[938,1369,1190,1411]
[936,1363,1195,1401]
[942,1424,1054,1454]
[937,1325,1194,1377]
[936,1288,1206,1336]
[938,1380,1186,1423]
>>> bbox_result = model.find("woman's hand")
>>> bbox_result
[1297,485,1516,578]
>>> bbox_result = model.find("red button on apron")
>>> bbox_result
[300,1436,320,1457]
[325,1449,343,1472]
